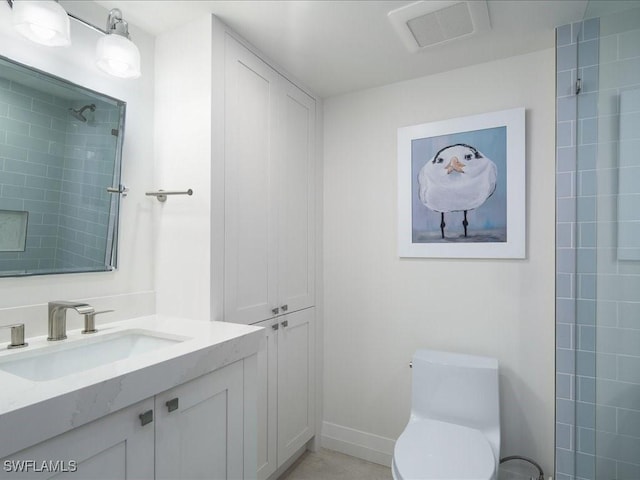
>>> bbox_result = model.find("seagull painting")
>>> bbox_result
[417,143,497,239]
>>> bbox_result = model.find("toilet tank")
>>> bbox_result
[411,349,500,437]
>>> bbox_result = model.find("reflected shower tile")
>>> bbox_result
[557,24,573,47]
[595,456,617,480]
[618,356,640,384]
[558,146,577,172]
[582,18,599,41]
[558,121,574,147]
[579,117,597,145]
[577,247,596,273]
[577,144,596,170]
[580,66,599,93]
[619,302,640,329]
[577,351,596,377]
[577,92,598,119]
[557,322,573,349]
[558,373,573,399]
[558,43,578,71]
[557,423,573,449]
[575,452,595,479]
[578,39,599,68]
[557,70,574,97]
[577,299,596,325]
[557,247,576,274]
[557,223,574,248]
[579,274,596,300]
[578,375,596,403]
[617,461,640,480]
[557,398,576,424]
[558,348,576,374]
[579,325,596,350]
[578,222,596,248]
[578,427,596,455]
[557,298,576,324]
[557,273,574,298]
[557,172,574,198]
[619,29,640,60]
[558,96,577,122]
[578,170,596,196]
[556,448,575,476]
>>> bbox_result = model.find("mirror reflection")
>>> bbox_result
[0,55,126,277]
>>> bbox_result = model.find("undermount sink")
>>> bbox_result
[0,330,185,382]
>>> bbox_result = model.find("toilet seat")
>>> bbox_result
[393,418,496,480]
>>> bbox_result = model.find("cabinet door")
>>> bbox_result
[277,308,315,466]
[255,319,278,480]
[0,399,154,480]
[224,34,281,325]
[277,81,316,315]
[155,361,245,480]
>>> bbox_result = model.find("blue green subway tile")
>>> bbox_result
[572,22,583,42]
[579,325,596,351]
[557,298,576,324]
[557,273,574,298]
[558,96,577,122]
[31,99,66,119]
[557,146,577,172]
[615,57,640,89]
[619,302,640,329]
[578,427,596,455]
[576,247,596,273]
[3,158,46,176]
[557,323,573,349]
[1,185,44,201]
[557,398,576,424]
[25,175,61,190]
[22,199,61,215]
[556,422,572,450]
[0,143,28,161]
[557,247,576,273]
[46,165,63,180]
[0,198,24,210]
[0,116,29,135]
[620,112,640,141]
[557,172,573,198]
[29,124,65,143]
[581,17,599,41]
[579,274,596,300]
[556,449,575,476]
[576,351,595,377]
[575,452,595,479]
[597,379,640,410]
[579,117,598,145]
[0,171,26,187]
[619,28,640,60]
[7,105,52,128]
[557,70,574,97]
[9,82,54,104]
[578,39,599,69]
[557,373,573,399]
[618,355,640,384]
[557,223,574,248]
[26,150,64,167]
[558,43,578,71]
[577,299,596,325]
[1,89,32,109]
[617,461,640,480]
[557,348,576,374]
[595,404,618,433]
[557,121,574,147]
[596,430,640,464]
[576,401,595,428]
[580,65,599,93]
[6,132,48,153]
[577,91,597,120]
[578,375,595,403]
[557,198,576,223]
[618,408,640,437]
[0,78,9,89]
[578,170,596,198]
[557,24,574,47]
[577,144,596,170]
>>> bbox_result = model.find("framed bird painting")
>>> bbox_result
[397,108,525,258]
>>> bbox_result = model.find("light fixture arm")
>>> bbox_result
[5,0,109,36]
[105,9,130,38]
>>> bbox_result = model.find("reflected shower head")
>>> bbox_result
[68,103,96,122]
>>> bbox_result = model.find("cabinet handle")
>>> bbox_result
[281,304,288,312]
[139,410,153,426]
[271,307,280,315]
[272,323,279,331]
[166,398,179,412]
[281,320,289,328]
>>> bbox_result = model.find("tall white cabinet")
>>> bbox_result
[224,35,316,326]
[155,16,319,480]
[222,34,317,480]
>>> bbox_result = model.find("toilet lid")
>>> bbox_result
[394,419,496,480]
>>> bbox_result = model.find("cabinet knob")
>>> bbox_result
[139,409,153,426]
[272,323,279,331]
[166,398,179,412]
[271,307,280,315]
[281,304,288,312]
[281,320,289,328]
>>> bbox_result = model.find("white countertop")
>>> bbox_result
[0,315,264,459]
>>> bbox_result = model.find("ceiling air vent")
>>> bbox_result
[388,1,491,52]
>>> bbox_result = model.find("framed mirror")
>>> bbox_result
[0,55,126,277]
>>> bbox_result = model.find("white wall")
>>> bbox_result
[153,16,213,321]
[322,48,556,474]
[0,1,155,335]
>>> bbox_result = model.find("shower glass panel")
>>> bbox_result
[575,2,640,478]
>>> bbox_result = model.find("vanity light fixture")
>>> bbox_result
[11,0,70,46]
[6,0,141,79]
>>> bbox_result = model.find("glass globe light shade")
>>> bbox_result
[12,0,71,47]
[96,33,141,79]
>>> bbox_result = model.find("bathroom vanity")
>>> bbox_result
[0,316,263,479]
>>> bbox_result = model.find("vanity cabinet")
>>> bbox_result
[223,34,316,326]
[255,308,315,480]
[0,361,248,480]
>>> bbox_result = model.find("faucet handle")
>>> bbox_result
[82,310,115,334]
[0,323,28,349]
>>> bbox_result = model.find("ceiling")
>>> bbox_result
[94,0,588,98]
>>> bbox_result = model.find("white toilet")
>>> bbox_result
[392,349,500,480]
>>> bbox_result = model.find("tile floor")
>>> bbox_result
[279,448,391,480]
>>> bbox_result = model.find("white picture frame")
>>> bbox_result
[398,107,526,258]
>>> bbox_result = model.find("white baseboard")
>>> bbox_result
[320,421,395,468]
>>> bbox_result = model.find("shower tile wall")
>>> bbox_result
[557,7,640,479]
[0,80,117,272]
[0,78,66,272]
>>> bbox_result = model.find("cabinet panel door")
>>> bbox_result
[0,399,154,480]
[255,319,278,480]
[224,34,280,325]
[277,308,315,466]
[277,82,316,314]
[155,361,244,480]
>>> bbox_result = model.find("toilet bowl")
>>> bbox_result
[392,349,500,480]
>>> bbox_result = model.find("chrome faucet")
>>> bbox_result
[48,301,95,341]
